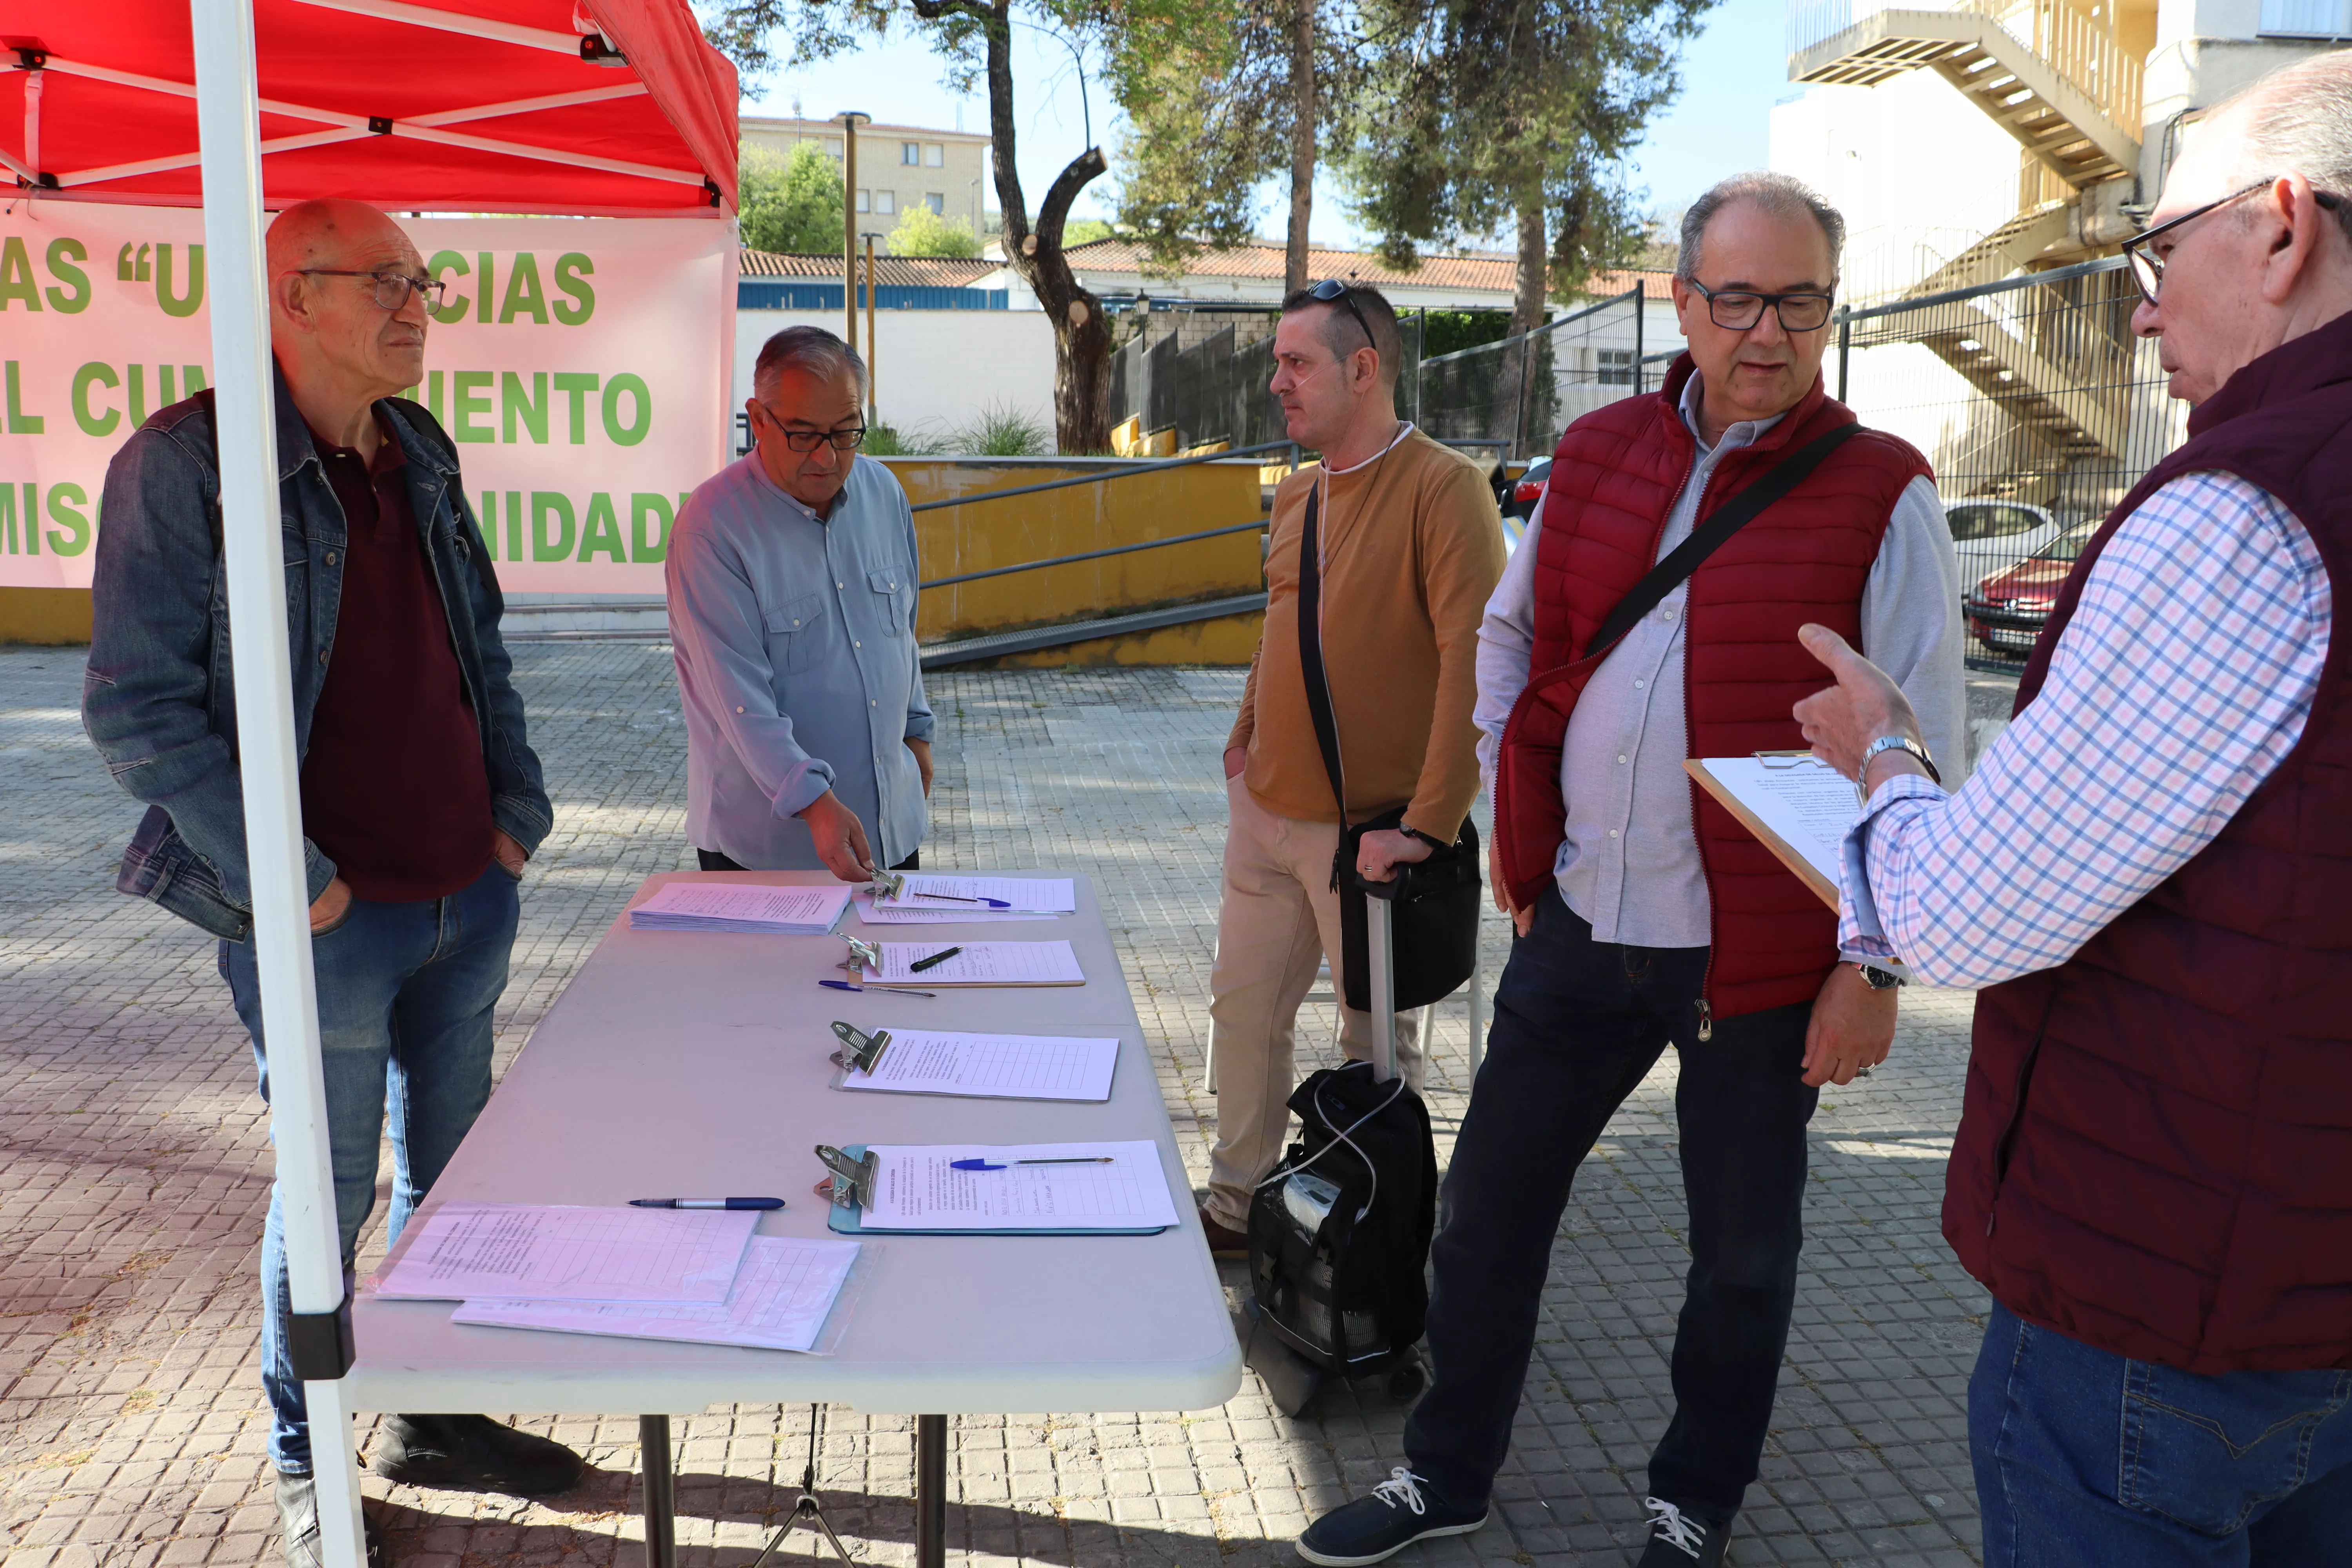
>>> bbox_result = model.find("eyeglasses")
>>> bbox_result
[1308,278,1377,355]
[2121,179,2344,306]
[1686,278,1835,333]
[298,269,448,311]
[753,403,868,452]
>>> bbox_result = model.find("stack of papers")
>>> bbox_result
[374,1203,860,1355]
[1684,757,1858,909]
[861,876,1077,925]
[631,882,853,935]
[838,1029,1120,1101]
[854,1141,1179,1231]
[862,940,1085,987]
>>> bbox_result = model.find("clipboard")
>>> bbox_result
[813,1144,1170,1237]
[1684,753,1849,911]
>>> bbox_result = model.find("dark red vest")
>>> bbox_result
[1945,309,2352,1374]
[1494,359,1931,1020]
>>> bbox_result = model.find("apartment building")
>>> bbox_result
[739,115,993,238]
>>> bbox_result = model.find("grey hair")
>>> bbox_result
[1677,172,1845,282]
[2218,47,2352,242]
[753,325,868,399]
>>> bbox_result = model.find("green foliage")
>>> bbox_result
[862,423,942,456]
[1419,309,1515,359]
[886,206,984,258]
[951,401,1054,456]
[738,140,846,254]
[1061,218,1120,247]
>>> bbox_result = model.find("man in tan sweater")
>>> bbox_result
[1203,281,1505,1253]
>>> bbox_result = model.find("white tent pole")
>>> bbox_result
[187,4,368,1568]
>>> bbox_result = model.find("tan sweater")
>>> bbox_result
[1228,428,1505,841]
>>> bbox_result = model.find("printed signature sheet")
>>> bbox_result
[452,1236,860,1353]
[868,940,1084,986]
[859,1142,1178,1231]
[373,1204,758,1304]
[841,1030,1120,1101]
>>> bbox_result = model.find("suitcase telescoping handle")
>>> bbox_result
[1354,870,1403,1085]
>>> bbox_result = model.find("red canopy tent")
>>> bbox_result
[4,9,737,1566]
[2,0,737,216]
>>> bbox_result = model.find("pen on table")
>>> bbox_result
[907,945,963,973]
[819,979,937,998]
[905,892,1012,907]
[628,1197,786,1210]
[950,1157,1118,1170]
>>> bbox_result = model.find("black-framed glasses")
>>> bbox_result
[2121,179,2344,306]
[1308,278,1377,354]
[753,403,867,452]
[298,269,447,311]
[1686,278,1835,333]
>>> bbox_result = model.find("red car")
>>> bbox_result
[1963,520,2097,659]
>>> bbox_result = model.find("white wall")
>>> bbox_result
[735,307,1060,447]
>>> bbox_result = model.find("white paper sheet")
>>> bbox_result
[858,1142,1178,1230]
[374,1204,758,1303]
[1693,756,1860,889]
[868,940,1084,986]
[451,1236,861,1352]
[854,893,1067,926]
[875,875,1076,913]
[840,1030,1119,1101]
[630,882,853,935]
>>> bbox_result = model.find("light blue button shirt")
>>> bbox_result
[667,451,933,871]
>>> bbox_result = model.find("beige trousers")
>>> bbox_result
[1205,775,1426,1229]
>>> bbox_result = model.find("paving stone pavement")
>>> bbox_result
[1,644,1995,1568]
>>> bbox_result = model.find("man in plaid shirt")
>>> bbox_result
[1798,51,2352,1566]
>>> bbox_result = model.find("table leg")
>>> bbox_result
[639,1414,676,1568]
[915,1413,947,1568]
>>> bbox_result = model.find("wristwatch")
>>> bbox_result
[1851,962,1905,991]
[1858,733,1941,785]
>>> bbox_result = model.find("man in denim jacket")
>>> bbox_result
[82,199,580,1566]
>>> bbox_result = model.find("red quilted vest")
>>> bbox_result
[1494,358,1929,1021]
[1945,309,2352,1374]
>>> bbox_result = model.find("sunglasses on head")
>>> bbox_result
[1308,278,1377,355]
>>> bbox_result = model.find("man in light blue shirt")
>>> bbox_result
[668,327,932,878]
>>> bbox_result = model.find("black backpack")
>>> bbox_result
[1246,1058,1437,1380]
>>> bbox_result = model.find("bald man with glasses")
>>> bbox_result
[667,326,933,879]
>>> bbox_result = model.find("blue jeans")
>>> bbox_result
[222,862,518,1474]
[1403,891,1817,1517]
[1973,1303,2352,1566]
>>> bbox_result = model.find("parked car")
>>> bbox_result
[1945,497,2065,581]
[1963,518,2098,659]
[1493,457,1551,554]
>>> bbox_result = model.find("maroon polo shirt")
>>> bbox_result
[298,416,494,902]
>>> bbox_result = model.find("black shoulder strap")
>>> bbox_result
[1295,482,1352,862]
[1580,419,1864,663]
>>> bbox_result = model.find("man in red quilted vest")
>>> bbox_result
[1296,175,1965,1568]
[1797,52,2352,1565]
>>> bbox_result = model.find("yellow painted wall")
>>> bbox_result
[885,456,1266,662]
[0,589,94,645]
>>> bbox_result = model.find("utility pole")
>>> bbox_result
[862,232,881,428]
[838,110,870,352]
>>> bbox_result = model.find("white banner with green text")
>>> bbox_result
[0,205,733,593]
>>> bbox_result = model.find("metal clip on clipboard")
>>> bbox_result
[869,870,906,902]
[830,1021,892,1074]
[1754,747,1867,807]
[840,933,884,975]
[814,1144,879,1210]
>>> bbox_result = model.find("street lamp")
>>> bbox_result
[837,109,870,352]
[860,230,884,428]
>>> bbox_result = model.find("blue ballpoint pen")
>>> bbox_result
[629,1197,786,1210]
[820,978,937,997]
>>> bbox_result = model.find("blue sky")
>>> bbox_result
[740,0,1790,248]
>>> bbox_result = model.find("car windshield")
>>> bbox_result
[2039,521,2098,563]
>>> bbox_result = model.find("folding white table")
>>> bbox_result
[343,871,1241,1566]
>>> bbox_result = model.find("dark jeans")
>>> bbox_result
[1973,1303,2352,1566]
[221,860,519,1474]
[1403,889,1817,1519]
[696,848,920,872]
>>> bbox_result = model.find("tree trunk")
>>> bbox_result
[1285,0,1316,295]
[1511,193,1547,338]
[936,0,1112,453]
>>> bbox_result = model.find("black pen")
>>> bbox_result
[628,1197,785,1210]
[907,945,963,973]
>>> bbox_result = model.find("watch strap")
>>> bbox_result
[1859,733,1941,786]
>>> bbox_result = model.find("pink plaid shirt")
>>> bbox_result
[1842,472,2332,989]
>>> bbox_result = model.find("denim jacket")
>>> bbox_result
[82,367,550,940]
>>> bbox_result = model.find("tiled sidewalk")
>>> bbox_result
[0,645,1988,1567]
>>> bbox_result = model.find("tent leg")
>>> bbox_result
[639,1416,676,1568]
[188,1,359,1565]
[915,1414,947,1568]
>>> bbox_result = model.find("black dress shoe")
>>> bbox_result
[371,1413,584,1497]
[275,1469,385,1568]
[1637,1495,1731,1566]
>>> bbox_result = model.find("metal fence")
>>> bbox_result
[1833,255,2183,663]
[1416,287,1665,461]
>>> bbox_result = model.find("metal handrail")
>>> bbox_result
[1834,253,2127,324]
[905,438,1297,513]
[924,517,1270,588]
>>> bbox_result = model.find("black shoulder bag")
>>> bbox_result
[1296,482,1485,1013]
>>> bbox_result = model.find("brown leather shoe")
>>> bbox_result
[1199,1207,1251,1259]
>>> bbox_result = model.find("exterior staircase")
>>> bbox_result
[1904,198,2074,296]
